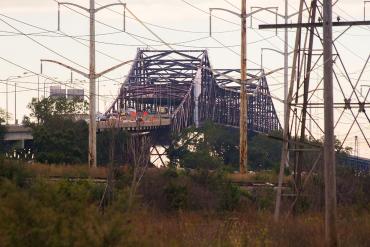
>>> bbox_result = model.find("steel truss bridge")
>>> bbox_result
[103,49,281,134]
[99,49,370,170]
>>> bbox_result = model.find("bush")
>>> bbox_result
[180,150,223,170]
[218,182,243,211]
[139,168,247,212]
[164,182,188,210]
[0,160,31,187]
[0,178,132,247]
[253,188,275,211]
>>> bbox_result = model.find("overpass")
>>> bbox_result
[3,125,33,148]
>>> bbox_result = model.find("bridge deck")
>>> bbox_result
[97,117,171,131]
[4,125,33,141]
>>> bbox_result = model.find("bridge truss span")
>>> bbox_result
[105,49,281,134]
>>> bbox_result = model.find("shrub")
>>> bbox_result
[0,160,31,187]
[180,150,223,170]
[218,182,243,211]
[253,188,275,211]
[0,178,133,247]
[164,182,188,210]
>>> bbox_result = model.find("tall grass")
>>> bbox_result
[0,160,369,246]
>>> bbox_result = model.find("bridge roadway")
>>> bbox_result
[96,115,171,131]
[3,125,33,141]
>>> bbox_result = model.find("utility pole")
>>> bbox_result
[88,0,97,167]
[89,0,97,169]
[42,0,129,168]
[209,4,284,173]
[3,75,24,125]
[239,0,248,174]
[323,0,337,244]
[209,0,253,173]
[14,83,17,125]
[284,0,289,167]
[355,136,358,160]
[6,80,8,125]
[37,75,40,102]
[97,78,100,113]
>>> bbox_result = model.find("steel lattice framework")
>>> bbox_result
[105,49,281,134]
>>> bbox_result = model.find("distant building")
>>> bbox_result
[67,89,84,101]
[49,86,66,98]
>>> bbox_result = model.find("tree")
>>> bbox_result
[169,122,283,171]
[249,131,282,170]
[26,97,130,165]
[26,98,89,164]
[169,122,238,170]
[31,118,88,164]
[127,133,151,209]
[27,97,88,123]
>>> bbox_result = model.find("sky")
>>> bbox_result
[0,0,369,157]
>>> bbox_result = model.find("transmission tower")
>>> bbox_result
[260,0,370,244]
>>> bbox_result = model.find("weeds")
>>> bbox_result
[0,162,370,246]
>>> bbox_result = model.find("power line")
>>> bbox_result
[96,0,241,34]
[223,0,240,11]
[179,0,240,26]
[56,0,280,76]
[0,12,130,88]
[0,55,116,101]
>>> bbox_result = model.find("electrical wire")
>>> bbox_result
[96,0,241,34]
[0,55,117,101]
[0,12,133,100]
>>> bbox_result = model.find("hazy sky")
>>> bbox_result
[0,0,369,157]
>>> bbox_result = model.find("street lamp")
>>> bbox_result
[250,6,278,34]
[5,76,20,125]
[43,77,58,98]
[364,1,370,21]
[14,72,29,125]
[360,85,370,97]
[2,73,29,125]
[260,48,294,71]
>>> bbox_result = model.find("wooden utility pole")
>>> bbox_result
[209,3,280,174]
[42,1,128,168]
[239,0,248,174]
[323,0,338,244]
[89,0,97,168]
